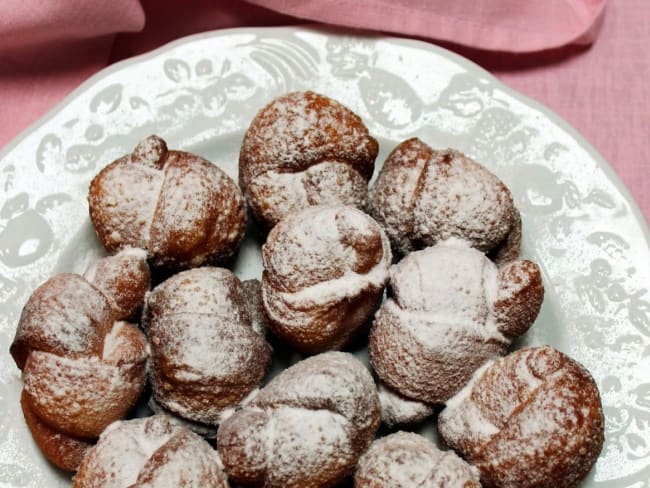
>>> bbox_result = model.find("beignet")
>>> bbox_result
[369,138,520,261]
[369,239,543,405]
[143,267,272,429]
[438,346,605,488]
[239,91,378,229]
[217,351,380,487]
[261,204,391,354]
[10,249,150,470]
[88,135,245,271]
[355,431,481,487]
[73,415,230,487]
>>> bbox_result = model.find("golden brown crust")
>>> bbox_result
[144,267,272,427]
[217,352,380,488]
[20,391,93,472]
[10,250,150,470]
[438,346,605,488]
[494,259,544,338]
[10,273,113,371]
[489,206,523,265]
[73,415,230,487]
[239,91,378,229]
[88,135,246,271]
[23,341,147,438]
[369,240,543,405]
[369,138,519,258]
[261,205,391,354]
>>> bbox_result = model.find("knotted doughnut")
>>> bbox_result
[143,267,272,432]
[88,135,246,271]
[355,431,481,487]
[239,91,379,229]
[261,204,391,354]
[10,248,150,470]
[217,351,380,487]
[369,138,520,262]
[438,346,605,488]
[369,239,543,405]
[73,415,230,487]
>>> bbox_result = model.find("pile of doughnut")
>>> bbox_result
[10,91,604,487]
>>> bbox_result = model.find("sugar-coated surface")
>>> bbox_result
[10,250,151,467]
[145,267,271,426]
[370,139,516,256]
[370,238,543,405]
[369,240,508,405]
[261,205,391,353]
[355,431,481,487]
[83,248,150,319]
[239,91,378,228]
[88,135,245,270]
[376,381,434,428]
[438,346,605,488]
[73,415,229,488]
[217,352,380,488]
[14,274,113,361]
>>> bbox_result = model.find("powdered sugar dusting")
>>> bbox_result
[247,162,369,228]
[438,360,499,442]
[146,267,271,425]
[239,91,378,227]
[240,91,376,179]
[438,346,605,487]
[370,139,516,256]
[356,432,481,487]
[14,274,114,361]
[89,136,245,270]
[218,352,380,487]
[24,350,146,438]
[370,240,518,404]
[151,314,264,382]
[74,416,228,488]
[377,381,434,428]
[131,135,167,168]
[83,247,150,319]
[144,267,250,323]
[263,406,352,486]
[89,156,164,249]
[261,205,390,351]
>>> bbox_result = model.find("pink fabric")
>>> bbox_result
[246,0,606,51]
[1,0,648,224]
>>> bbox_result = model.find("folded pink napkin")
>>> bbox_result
[0,0,605,147]
[247,0,606,52]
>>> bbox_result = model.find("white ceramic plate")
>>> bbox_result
[0,26,648,487]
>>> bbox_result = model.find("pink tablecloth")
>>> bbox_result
[1,0,648,225]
